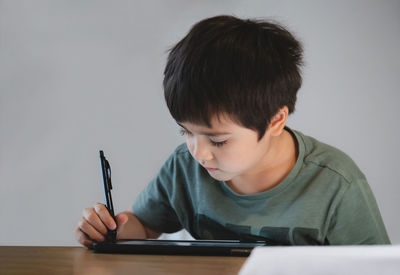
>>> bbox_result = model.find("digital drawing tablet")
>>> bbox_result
[95,152,268,256]
[93,239,267,256]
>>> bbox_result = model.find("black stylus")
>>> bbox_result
[99,150,117,243]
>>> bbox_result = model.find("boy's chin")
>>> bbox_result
[207,171,234,182]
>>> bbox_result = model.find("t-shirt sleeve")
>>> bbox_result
[132,153,183,234]
[326,178,391,245]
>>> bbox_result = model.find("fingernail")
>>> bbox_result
[110,223,116,230]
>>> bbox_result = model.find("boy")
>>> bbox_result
[75,15,390,246]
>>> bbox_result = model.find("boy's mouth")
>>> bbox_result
[205,167,218,172]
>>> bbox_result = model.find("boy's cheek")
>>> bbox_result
[216,159,243,174]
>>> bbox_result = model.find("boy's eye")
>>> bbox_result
[179,129,193,136]
[210,140,227,147]
[180,129,227,147]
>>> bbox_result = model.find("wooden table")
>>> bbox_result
[0,246,248,275]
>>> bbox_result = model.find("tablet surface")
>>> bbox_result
[93,239,267,256]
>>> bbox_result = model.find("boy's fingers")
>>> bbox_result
[78,218,105,242]
[94,202,117,230]
[75,227,94,249]
[116,213,128,226]
[82,207,108,235]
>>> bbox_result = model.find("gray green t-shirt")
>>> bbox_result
[133,127,390,245]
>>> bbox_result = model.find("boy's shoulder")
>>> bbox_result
[174,142,190,155]
[167,143,195,166]
[292,128,366,183]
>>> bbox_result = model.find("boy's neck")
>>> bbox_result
[226,129,298,195]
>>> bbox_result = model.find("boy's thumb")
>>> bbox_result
[116,213,128,226]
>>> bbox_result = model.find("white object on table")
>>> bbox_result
[239,245,400,275]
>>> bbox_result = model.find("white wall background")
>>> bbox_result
[0,0,399,245]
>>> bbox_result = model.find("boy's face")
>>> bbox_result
[178,115,278,182]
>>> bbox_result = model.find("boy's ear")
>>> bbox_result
[269,106,289,136]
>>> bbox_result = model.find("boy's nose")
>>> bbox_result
[192,139,213,163]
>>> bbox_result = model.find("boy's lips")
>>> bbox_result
[205,167,218,172]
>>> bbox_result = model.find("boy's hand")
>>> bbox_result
[75,202,132,248]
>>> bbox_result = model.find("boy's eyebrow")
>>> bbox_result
[177,123,231,137]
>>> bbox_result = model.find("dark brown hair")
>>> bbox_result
[163,15,303,140]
